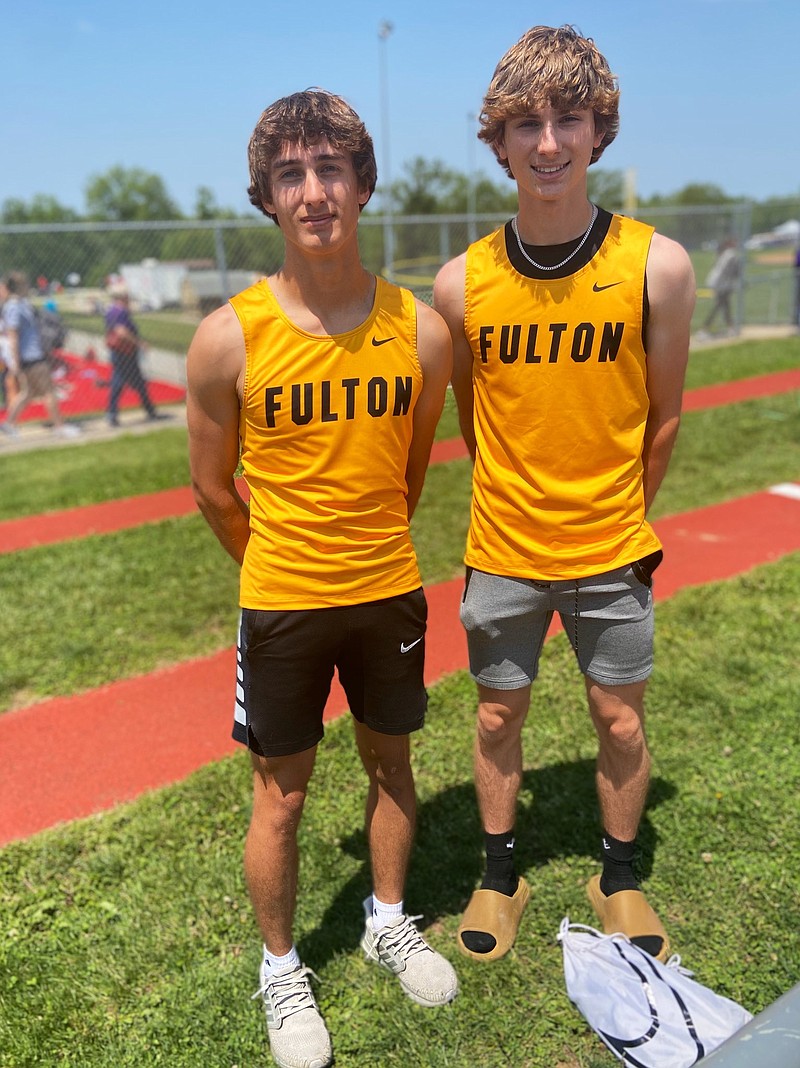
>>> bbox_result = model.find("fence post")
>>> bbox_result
[214,224,231,302]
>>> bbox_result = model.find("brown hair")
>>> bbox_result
[3,271,29,295]
[479,25,620,177]
[247,89,377,223]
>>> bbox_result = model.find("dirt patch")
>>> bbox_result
[755,251,794,265]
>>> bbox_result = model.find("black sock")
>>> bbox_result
[599,831,639,895]
[479,830,519,897]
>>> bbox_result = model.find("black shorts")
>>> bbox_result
[233,587,428,757]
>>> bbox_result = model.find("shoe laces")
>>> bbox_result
[369,914,429,963]
[251,965,320,1020]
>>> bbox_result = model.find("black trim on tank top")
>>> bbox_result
[504,206,613,279]
[504,206,650,337]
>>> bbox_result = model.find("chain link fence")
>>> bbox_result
[1,200,798,437]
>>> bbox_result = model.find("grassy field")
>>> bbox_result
[1,560,798,1067]
[59,245,798,353]
[0,335,798,1066]
[2,337,798,714]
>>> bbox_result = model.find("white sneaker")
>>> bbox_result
[54,424,81,438]
[360,898,458,1007]
[252,961,332,1068]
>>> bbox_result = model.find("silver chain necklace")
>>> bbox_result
[511,203,598,272]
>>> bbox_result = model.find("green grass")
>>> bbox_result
[1,372,798,712]
[1,556,797,1067]
[63,310,198,353]
[0,428,191,521]
[1,336,796,525]
[0,517,239,710]
[683,335,800,389]
[0,334,798,1064]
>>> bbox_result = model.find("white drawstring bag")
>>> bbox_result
[558,918,753,1067]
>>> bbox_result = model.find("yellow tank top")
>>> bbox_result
[464,213,662,580]
[232,277,422,609]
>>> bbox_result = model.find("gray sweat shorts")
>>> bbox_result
[460,555,661,690]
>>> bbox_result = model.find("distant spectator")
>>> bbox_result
[104,283,162,427]
[0,311,18,410]
[0,272,80,440]
[38,299,68,358]
[700,238,742,337]
[793,242,800,330]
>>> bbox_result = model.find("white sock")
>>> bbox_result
[371,894,403,932]
[262,944,300,976]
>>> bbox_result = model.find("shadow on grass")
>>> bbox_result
[297,759,676,970]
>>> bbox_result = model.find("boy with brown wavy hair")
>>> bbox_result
[435,25,695,965]
[188,89,456,1068]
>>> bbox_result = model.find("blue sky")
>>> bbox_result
[4,0,799,216]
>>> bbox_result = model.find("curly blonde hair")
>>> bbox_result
[247,89,377,224]
[479,25,620,177]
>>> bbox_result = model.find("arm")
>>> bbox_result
[433,253,476,459]
[5,328,20,374]
[186,304,251,565]
[3,305,21,374]
[405,300,453,519]
[643,233,696,511]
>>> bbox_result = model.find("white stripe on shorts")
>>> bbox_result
[234,612,246,726]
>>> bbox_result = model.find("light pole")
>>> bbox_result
[378,19,395,279]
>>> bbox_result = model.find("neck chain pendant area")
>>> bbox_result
[512,204,598,272]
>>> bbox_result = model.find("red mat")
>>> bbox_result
[1,350,185,422]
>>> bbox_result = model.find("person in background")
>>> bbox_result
[0,272,79,440]
[700,237,742,337]
[435,24,695,966]
[105,283,161,427]
[186,89,457,1068]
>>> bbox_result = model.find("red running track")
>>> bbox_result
[1,483,799,846]
[2,369,799,556]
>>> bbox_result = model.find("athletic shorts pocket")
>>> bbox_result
[630,549,663,589]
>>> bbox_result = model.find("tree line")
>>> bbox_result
[3,161,798,226]
[1,164,797,292]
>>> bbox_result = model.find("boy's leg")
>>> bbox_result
[585,679,669,961]
[355,721,458,1007]
[245,746,317,955]
[474,683,531,838]
[586,678,650,847]
[354,723,415,904]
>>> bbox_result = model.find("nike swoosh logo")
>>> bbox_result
[400,637,423,654]
[372,336,396,347]
[593,281,623,292]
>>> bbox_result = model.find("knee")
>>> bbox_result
[477,700,525,750]
[255,782,308,840]
[609,714,646,752]
[595,706,648,760]
[368,748,414,800]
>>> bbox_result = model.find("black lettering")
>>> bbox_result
[367,376,388,417]
[524,324,541,363]
[264,386,283,429]
[548,323,568,362]
[479,326,494,362]
[342,377,359,420]
[320,381,337,422]
[499,324,521,364]
[392,376,413,415]
[598,322,624,362]
[291,382,313,425]
[571,322,595,363]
